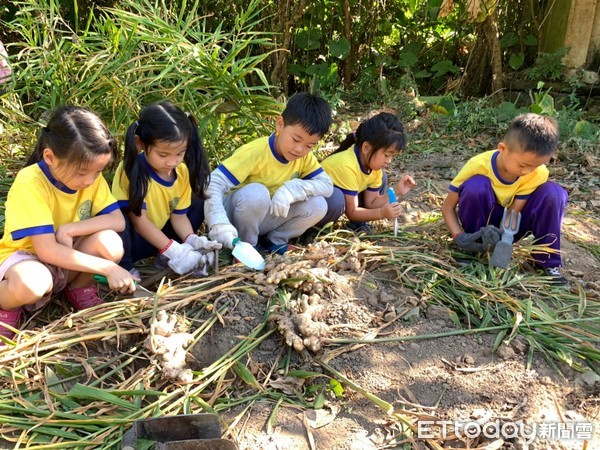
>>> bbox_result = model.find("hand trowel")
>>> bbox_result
[387,188,398,237]
[231,238,265,270]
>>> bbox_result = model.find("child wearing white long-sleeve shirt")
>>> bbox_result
[205,93,334,254]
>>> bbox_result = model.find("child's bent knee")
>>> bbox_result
[4,265,52,305]
[80,230,124,261]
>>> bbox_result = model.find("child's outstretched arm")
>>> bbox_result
[441,191,462,237]
[205,169,238,248]
[30,233,135,292]
[169,214,194,243]
[129,210,171,251]
[348,190,398,222]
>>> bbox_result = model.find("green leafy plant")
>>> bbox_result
[525,48,569,81]
[2,0,280,160]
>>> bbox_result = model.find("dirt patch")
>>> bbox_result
[2,122,599,450]
[182,146,600,450]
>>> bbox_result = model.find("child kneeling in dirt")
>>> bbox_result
[440,113,568,285]
[0,106,137,341]
[204,92,334,254]
[112,101,219,279]
[318,111,416,234]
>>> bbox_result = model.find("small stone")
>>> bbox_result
[539,376,553,386]
[379,291,396,304]
[401,307,420,321]
[576,371,600,387]
[463,354,475,365]
[409,342,420,349]
[426,305,451,320]
[367,296,379,307]
[511,338,527,354]
[477,337,483,345]
[383,311,396,322]
[496,344,516,360]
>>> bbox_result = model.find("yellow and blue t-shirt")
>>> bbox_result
[112,153,192,230]
[217,134,325,195]
[0,160,119,264]
[321,146,383,196]
[449,150,549,207]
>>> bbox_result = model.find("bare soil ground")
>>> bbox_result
[187,147,600,450]
[1,116,599,450]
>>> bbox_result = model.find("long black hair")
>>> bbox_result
[335,112,407,168]
[26,105,117,169]
[120,101,210,216]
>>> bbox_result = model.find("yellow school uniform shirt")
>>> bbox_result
[112,153,192,229]
[0,160,119,264]
[449,150,549,207]
[217,134,325,195]
[321,146,383,196]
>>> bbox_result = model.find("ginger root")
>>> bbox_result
[269,294,329,353]
[146,311,194,383]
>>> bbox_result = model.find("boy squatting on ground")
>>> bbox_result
[441,113,569,285]
[205,92,334,254]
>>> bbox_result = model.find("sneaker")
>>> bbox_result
[257,236,290,255]
[65,285,104,310]
[296,227,320,246]
[346,221,373,235]
[0,307,22,341]
[543,267,570,286]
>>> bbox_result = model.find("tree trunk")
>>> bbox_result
[342,0,352,87]
[270,0,307,94]
[460,13,503,99]
[485,11,504,100]
[460,22,491,97]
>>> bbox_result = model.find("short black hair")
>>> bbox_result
[505,113,559,157]
[281,92,333,137]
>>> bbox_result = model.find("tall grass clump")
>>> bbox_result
[1,0,280,160]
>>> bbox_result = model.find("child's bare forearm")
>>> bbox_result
[31,234,120,275]
[57,210,125,238]
[441,192,462,236]
[130,213,170,251]
[170,214,194,241]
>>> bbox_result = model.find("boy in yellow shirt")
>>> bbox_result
[205,93,333,254]
[441,113,568,284]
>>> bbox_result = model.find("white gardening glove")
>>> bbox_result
[194,254,210,277]
[208,223,238,249]
[185,234,223,251]
[161,240,202,275]
[269,185,295,218]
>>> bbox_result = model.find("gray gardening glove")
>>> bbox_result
[454,230,484,253]
[480,225,502,252]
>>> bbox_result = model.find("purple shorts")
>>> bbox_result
[0,251,69,311]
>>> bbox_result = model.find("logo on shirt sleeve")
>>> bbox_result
[78,200,92,220]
